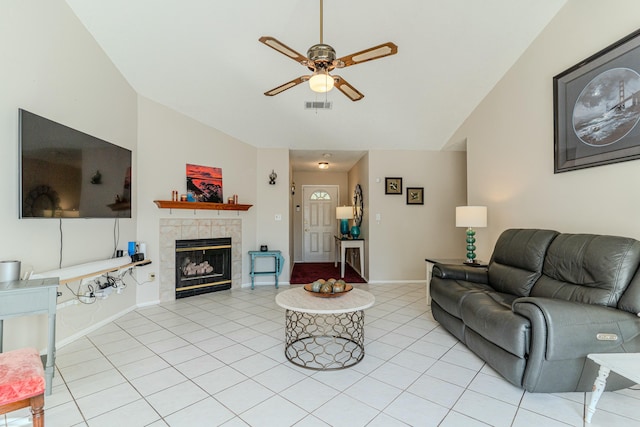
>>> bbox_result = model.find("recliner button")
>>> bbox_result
[596,333,618,341]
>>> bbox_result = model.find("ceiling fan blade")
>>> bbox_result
[259,36,308,64]
[333,76,364,101]
[264,76,309,96]
[336,42,398,68]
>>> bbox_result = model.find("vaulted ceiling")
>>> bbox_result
[65,0,566,170]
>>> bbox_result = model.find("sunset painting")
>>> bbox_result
[186,164,223,202]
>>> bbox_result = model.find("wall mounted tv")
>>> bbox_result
[19,109,132,219]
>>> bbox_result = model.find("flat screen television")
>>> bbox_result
[19,109,132,218]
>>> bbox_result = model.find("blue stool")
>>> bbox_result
[248,250,284,289]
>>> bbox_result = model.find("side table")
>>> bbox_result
[248,250,284,289]
[585,353,640,423]
[0,278,58,395]
[425,258,487,305]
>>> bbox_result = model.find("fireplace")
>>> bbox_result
[175,237,231,298]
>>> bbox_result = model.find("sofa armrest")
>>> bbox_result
[513,297,640,361]
[432,263,489,284]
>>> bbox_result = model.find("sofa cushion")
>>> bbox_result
[488,229,559,296]
[430,276,492,318]
[460,291,530,358]
[532,234,640,308]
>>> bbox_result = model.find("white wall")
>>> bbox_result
[448,0,640,261]
[255,148,291,284]
[368,150,467,281]
[136,97,259,303]
[348,153,369,277]
[0,0,138,349]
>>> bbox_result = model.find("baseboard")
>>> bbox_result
[367,279,428,284]
[137,299,161,308]
[240,281,291,288]
[53,305,140,351]
[52,299,165,351]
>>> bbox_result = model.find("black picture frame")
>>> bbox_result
[554,28,640,173]
[406,187,424,205]
[385,177,402,194]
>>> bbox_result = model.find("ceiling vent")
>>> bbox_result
[305,101,332,110]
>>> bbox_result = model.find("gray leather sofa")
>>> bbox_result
[430,228,640,392]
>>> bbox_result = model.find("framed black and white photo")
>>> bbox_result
[385,177,402,195]
[406,187,424,205]
[554,28,640,173]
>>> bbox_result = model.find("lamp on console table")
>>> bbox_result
[456,206,487,264]
[336,206,353,239]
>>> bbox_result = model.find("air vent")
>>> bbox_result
[305,101,332,110]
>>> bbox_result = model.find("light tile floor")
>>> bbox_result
[4,283,639,426]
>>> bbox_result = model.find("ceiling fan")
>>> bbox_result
[259,0,398,102]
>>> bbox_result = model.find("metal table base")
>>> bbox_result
[283,309,365,370]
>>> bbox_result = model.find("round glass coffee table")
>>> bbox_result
[275,287,375,370]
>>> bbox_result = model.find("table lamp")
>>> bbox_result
[456,206,487,264]
[336,206,354,238]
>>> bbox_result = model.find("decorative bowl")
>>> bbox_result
[303,283,353,298]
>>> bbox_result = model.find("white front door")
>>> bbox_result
[302,185,338,262]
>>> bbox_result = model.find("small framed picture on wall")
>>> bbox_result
[385,177,402,195]
[406,187,424,205]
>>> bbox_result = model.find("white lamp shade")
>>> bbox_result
[336,206,354,219]
[309,72,335,93]
[456,206,487,228]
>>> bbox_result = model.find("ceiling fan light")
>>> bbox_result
[309,71,334,93]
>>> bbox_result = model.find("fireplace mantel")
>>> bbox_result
[154,200,252,211]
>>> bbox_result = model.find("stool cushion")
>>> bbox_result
[0,348,45,405]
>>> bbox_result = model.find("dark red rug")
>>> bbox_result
[290,262,367,284]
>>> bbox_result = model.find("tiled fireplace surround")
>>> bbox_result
[159,218,242,302]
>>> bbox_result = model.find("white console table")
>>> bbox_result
[0,278,58,395]
[334,236,364,279]
[585,353,640,423]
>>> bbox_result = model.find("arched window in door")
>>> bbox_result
[310,190,332,200]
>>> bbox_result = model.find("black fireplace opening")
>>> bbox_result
[175,237,231,298]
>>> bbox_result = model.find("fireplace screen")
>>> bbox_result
[175,237,231,298]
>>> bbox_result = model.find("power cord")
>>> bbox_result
[58,219,63,269]
[112,218,120,258]
[126,268,152,286]
[65,283,96,304]
[97,275,118,290]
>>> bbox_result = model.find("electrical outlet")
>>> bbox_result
[148,273,156,282]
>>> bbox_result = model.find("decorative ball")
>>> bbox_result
[332,282,345,293]
[320,283,333,294]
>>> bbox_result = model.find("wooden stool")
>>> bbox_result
[0,348,45,427]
